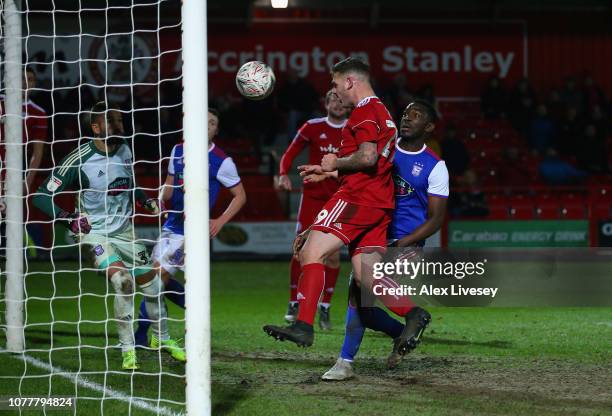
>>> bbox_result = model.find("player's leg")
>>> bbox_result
[319,248,340,330]
[285,257,301,322]
[116,230,185,362]
[136,232,185,345]
[352,214,431,362]
[156,232,185,308]
[322,276,363,381]
[83,233,138,369]
[285,194,325,323]
[263,229,344,347]
[106,262,139,370]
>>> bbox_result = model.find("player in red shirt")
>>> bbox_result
[264,58,423,348]
[0,67,48,193]
[275,90,348,329]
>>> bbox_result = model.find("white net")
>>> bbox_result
[0,1,187,414]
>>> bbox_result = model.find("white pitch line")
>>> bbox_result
[2,350,183,416]
[595,322,612,328]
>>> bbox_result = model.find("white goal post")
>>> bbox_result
[3,0,25,354]
[0,0,211,413]
[182,0,211,414]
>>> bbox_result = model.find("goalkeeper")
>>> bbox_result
[33,102,185,370]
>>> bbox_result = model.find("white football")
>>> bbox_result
[235,61,275,100]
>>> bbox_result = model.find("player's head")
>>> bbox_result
[208,108,220,143]
[325,90,348,120]
[23,67,36,92]
[400,100,438,141]
[90,101,124,144]
[330,57,371,106]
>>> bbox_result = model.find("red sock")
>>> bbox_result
[374,276,415,317]
[321,266,340,304]
[289,257,302,303]
[296,263,325,325]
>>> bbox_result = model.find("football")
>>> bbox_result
[235,61,276,100]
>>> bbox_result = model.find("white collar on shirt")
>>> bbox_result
[396,141,427,155]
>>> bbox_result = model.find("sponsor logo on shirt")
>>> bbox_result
[320,144,339,154]
[386,119,396,129]
[108,177,131,196]
[319,133,328,140]
[393,174,415,197]
[46,176,62,192]
[97,170,105,177]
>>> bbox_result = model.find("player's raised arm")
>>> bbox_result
[276,127,309,191]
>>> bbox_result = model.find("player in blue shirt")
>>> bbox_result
[321,100,449,380]
[135,108,246,346]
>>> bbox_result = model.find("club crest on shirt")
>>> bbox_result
[393,174,415,197]
[46,176,62,192]
[412,162,424,177]
[93,245,104,256]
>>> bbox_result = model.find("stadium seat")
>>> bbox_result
[535,194,561,219]
[487,203,509,219]
[509,195,535,219]
[559,195,585,219]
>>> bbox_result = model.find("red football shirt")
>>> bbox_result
[279,116,345,200]
[335,96,397,209]
[0,97,48,167]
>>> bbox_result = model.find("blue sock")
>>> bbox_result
[340,304,366,362]
[164,278,185,309]
[134,300,150,346]
[358,307,404,339]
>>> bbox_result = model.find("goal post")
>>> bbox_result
[0,0,210,413]
[182,0,212,414]
[3,0,25,354]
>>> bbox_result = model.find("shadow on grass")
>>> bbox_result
[423,336,512,349]
[25,329,108,344]
[212,376,251,415]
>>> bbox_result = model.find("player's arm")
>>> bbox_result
[32,157,79,220]
[298,164,338,183]
[324,120,380,172]
[395,161,449,247]
[210,158,246,238]
[160,174,174,202]
[160,144,178,202]
[276,129,309,191]
[333,141,378,172]
[32,157,90,233]
[395,196,447,247]
[25,140,45,191]
[26,115,49,191]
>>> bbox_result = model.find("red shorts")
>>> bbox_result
[310,197,391,257]
[296,194,328,234]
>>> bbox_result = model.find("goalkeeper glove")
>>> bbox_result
[140,198,160,215]
[59,211,91,235]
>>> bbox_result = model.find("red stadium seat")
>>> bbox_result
[487,203,509,219]
[560,202,586,219]
[535,194,560,219]
[508,195,535,219]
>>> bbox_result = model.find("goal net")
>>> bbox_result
[0,0,207,414]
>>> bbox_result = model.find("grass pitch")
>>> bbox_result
[1,261,611,415]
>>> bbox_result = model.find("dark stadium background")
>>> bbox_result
[17,0,612,255]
